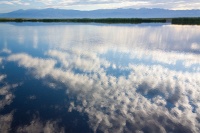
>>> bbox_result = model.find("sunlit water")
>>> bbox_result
[0,22,200,133]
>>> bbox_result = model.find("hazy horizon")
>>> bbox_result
[1,0,200,13]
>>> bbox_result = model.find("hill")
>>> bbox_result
[0,8,200,18]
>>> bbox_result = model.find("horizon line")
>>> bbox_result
[2,7,200,14]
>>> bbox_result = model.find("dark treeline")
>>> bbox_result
[0,18,200,25]
[171,18,200,25]
[0,18,166,24]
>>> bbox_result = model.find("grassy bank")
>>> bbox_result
[171,18,200,25]
[0,18,200,25]
[0,18,166,24]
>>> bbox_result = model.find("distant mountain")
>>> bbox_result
[0,8,200,18]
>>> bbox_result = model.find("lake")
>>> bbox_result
[0,22,200,133]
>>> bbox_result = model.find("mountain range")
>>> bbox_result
[0,8,200,18]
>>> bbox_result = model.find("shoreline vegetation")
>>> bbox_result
[0,18,200,25]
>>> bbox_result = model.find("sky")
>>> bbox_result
[0,0,200,13]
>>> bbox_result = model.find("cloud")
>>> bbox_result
[0,58,2,65]
[0,0,30,6]
[31,0,200,10]
[17,118,64,133]
[2,21,200,132]
[129,49,200,72]
[0,1,13,5]
[191,43,200,50]
[0,112,13,133]
[7,53,57,78]
[0,75,14,110]
[46,49,110,72]
[0,73,21,133]
[3,23,200,57]
[0,74,20,110]
[1,0,200,11]
[0,75,6,81]
[7,48,200,133]
[1,0,200,14]
[0,48,12,54]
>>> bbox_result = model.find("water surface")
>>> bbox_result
[0,22,200,133]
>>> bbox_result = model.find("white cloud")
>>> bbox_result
[0,112,13,133]
[2,20,200,132]
[7,53,57,78]
[33,0,200,10]
[0,73,21,133]
[191,43,200,50]
[0,74,20,110]
[0,57,3,64]
[0,1,13,5]
[129,49,200,71]
[17,118,64,133]
[1,0,200,11]
[32,0,200,10]
[7,49,200,132]
[46,49,110,72]
[0,75,6,81]
[5,23,200,56]
[0,0,30,6]
[33,30,38,49]
[0,48,12,54]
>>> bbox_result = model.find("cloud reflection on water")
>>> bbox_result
[1,23,200,132]
[17,118,65,133]
[7,47,200,132]
[3,23,200,54]
[0,73,20,133]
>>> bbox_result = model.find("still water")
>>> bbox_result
[0,22,200,133]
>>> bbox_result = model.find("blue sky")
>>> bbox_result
[0,0,200,13]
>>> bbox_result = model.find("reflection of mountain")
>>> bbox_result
[1,8,200,18]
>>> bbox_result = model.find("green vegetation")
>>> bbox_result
[0,18,166,24]
[0,18,200,25]
[171,18,200,25]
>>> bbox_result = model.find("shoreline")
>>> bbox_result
[0,18,200,25]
